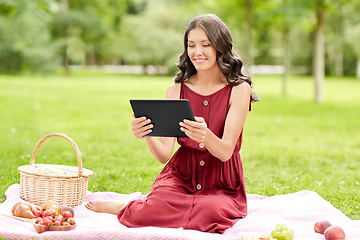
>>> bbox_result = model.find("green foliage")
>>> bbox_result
[0,73,359,220]
[0,0,57,74]
[1,0,360,76]
[117,1,190,74]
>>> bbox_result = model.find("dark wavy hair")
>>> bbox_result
[174,14,251,87]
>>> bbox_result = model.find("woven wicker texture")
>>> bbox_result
[18,164,93,178]
[18,133,93,207]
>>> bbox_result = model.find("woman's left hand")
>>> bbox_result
[180,117,207,143]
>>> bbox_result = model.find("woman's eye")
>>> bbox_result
[203,44,210,47]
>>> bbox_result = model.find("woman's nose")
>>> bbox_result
[195,47,203,55]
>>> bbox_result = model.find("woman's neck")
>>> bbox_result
[197,65,225,83]
[186,67,227,95]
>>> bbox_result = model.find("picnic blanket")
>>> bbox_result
[0,184,359,239]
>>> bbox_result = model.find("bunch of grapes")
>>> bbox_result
[270,224,294,240]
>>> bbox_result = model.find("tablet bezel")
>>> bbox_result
[130,99,195,137]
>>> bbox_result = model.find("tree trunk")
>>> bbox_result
[313,0,325,103]
[63,47,69,75]
[61,0,69,75]
[244,0,254,75]
[282,0,290,96]
[282,26,290,97]
[357,57,360,80]
[335,50,343,77]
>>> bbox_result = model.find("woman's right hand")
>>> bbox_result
[131,114,153,138]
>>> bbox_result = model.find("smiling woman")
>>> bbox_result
[85,14,256,234]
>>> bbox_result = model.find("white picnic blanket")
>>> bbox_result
[0,184,359,239]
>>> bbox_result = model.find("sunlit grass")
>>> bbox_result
[0,72,359,219]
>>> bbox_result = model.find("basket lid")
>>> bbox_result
[18,164,94,179]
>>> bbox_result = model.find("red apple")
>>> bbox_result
[324,225,345,240]
[314,219,332,234]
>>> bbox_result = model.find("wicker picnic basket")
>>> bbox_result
[18,133,93,207]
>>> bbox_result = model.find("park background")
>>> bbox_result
[0,0,359,223]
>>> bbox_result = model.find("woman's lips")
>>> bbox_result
[194,58,207,63]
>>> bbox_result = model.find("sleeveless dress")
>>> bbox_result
[118,83,247,234]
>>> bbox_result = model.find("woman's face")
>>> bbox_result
[187,28,217,72]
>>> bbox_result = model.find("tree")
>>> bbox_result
[313,0,325,103]
[116,1,185,75]
[0,0,57,74]
[342,0,360,80]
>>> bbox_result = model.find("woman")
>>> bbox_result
[86,14,256,234]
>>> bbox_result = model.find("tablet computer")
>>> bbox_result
[130,99,195,137]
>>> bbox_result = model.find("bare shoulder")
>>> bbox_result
[166,82,181,99]
[231,81,252,99]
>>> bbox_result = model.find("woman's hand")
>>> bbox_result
[131,114,153,138]
[180,117,207,143]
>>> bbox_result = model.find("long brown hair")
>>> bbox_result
[174,14,251,87]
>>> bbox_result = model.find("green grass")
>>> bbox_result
[0,72,359,220]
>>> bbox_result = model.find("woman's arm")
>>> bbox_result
[131,83,180,164]
[180,82,251,162]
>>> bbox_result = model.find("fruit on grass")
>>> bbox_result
[324,226,345,240]
[270,224,294,240]
[314,220,332,234]
[61,206,75,217]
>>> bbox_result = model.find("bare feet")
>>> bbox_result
[85,199,128,215]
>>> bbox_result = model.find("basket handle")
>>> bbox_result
[30,133,83,176]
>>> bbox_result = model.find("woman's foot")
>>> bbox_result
[85,199,127,215]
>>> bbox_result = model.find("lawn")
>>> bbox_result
[0,72,359,220]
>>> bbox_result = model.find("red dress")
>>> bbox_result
[118,83,247,233]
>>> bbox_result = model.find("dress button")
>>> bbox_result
[199,160,205,166]
[199,143,204,148]
[196,184,202,190]
[203,100,209,106]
